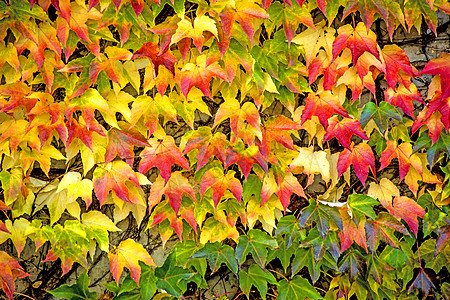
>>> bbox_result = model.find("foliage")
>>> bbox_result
[0,0,449,299]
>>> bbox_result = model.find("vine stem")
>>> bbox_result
[14,292,36,300]
[268,268,288,281]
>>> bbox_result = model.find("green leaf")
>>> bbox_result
[268,238,296,273]
[139,262,157,300]
[193,242,238,274]
[155,253,195,298]
[299,199,343,238]
[277,276,322,300]
[235,229,278,269]
[239,264,277,299]
[49,271,97,300]
[360,102,402,133]
[275,215,304,248]
[292,247,320,283]
[347,194,378,223]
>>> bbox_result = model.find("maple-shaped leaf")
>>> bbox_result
[200,167,242,208]
[96,4,140,45]
[292,21,335,67]
[239,264,277,299]
[336,66,376,102]
[149,173,196,215]
[347,194,378,224]
[81,211,120,252]
[105,127,149,166]
[49,270,97,300]
[129,93,177,137]
[213,38,253,83]
[407,267,436,296]
[405,0,438,34]
[193,242,238,274]
[178,54,228,98]
[108,238,156,284]
[324,116,369,150]
[332,23,379,65]
[235,229,277,269]
[342,0,404,39]
[93,160,143,206]
[367,178,400,208]
[64,2,102,44]
[337,142,376,186]
[384,84,424,118]
[171,15,218,53]
[379,141,414,181]
[225,139,268,179]
[291,247,321,282]
[301,91,349,128]
[258,115,301,159]
[139,136,190,183]
[0,251,30,300]
[339,208,368,253]
[275,215,302,248]
[220,0,269,44]
[420,53,450,101]
[277,276,322,300]
[261,170,306,211]
[379,44,418,89]
[299,198,343,238]
[412,110,444,145]
[89,47,132,85]
[290,146,330,185]
[387,196,425,236]
[266,1,314,45]
[171,89,211,129]
[365,212,409,253]
[183,127,228,170]
[360,101,402,133]
[132,41,177,77]
[214,98,261,144]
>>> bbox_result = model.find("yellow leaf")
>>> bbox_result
[368,178,400,208]
[290,146,330,185]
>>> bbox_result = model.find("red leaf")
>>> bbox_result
[261,170,306,211]
[105,127,149,166]
[258,115,302,159]
[387,196,425,236]
[225,139,268,179]
[324,116,369,150]
[379,141,413,181]
[93,161,142,206]
[149,173,196,215]
[132,41,177,77]
[337,143,376,186]
[301,91,349,128]
[178,55,228,98]
[139,136,190,183]
[332,23,379,65]
[200,168,243,208]
[338,208,368,253]
[412,110,444,144]
[183,127,228,170]
[220,1,269,44]
[0,251,30,300]
[384,84,424,118]
[420,53,450,101]
[379,45,417,90]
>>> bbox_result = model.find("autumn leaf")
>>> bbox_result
[379,141,414,181]
[108,238,156,285]
[339,208,368,253]
[365,212,409,253]
[407,267,437,296]
[0,251,30,300]
[93,160,143,206]
[139,136,190,183]
[258,115,301,159]
[183,127,228,170]
[336,66,375,102]
[261,170,306,211]
[332,23,379,65]
[367,178,400,208]
[337,142,376,186]
[178,54,228,98]
[290,146,330,185]
[420,53,450,101]
[200,167,243,208]
[387,196,426,236]
[412,110,444,145]
[225,139,268,179]
[379,44,418,90]
[220,0,269,44]
[132,41,177,77]
[405,0,438,34]
[360,101,402,133]
[171,15,218,53]
[384,84,424,118]
[301,91,349,128]
[149,172,196,215]
[105,127,149,166]
[299,198,343,238]
[324,116,369,149]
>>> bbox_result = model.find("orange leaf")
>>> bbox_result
[387,196,425,236]
[337,142,375,186]
[108,239,156,285]
[338,208,368,253]
[0,251,30,300]
[301,91,349,128]
[324,116,369,150]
